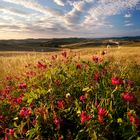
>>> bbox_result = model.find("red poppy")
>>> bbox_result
[80,111,91,124]
[129,115,139,127]
[76,64,82,70]
[111,77,123,85]
[80,95,86,102]
[122,91,135,102]
[98,107,108,117]
[18,82,27,89]
[57,100,65,109]
[61,51,67,58]
[19,107,31,118]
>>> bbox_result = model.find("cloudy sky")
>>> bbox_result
[0,0,140,39]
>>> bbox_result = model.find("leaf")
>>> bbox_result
[99,98,104,106]
[82,87,92,93]
[26,129,36,140]
[91,131,97,140]
[82,87,90,92]
[14,132,19,139]
[14,121,18,127]
[109,100,113,112]
[27,98,33,104]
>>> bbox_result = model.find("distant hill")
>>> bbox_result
[0,36,140,51]
[0,38,88,51]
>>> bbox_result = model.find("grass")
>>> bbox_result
[0,46,140,84]
[0,45,140,139]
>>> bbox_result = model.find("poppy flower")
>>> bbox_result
[80,95,86,102]
[57,100,65,109]
[122,91,135,102]
[80,111,91,124]
[111,77,123,85]
[18,82,27,89]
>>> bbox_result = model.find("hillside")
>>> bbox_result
[0,36,140,51]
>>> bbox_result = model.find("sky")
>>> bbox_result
[0,0,140,39]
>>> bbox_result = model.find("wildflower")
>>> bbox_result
[98,107,108,117]
[61,51,67,58]
[9,129,14,135]
[30,102,34,108]
[97,107,108,124]
[32,119,37,126]
[92,55,102,63]
[122,91,135,102]
[129,115,139,127]
[80,111,91,124]
[76,64,82,70]
[57,100,65,109]
[127,80,134,87]
[5,128,9,134]
[25,64,31,68]
[127,111,132,117]
[22,128,28,134]
[4,128,14,140]
[37,61,47,69]
[53,117,62,129]
[19,107,31,118]
[102,69,107,76]
[3,86,11,94]
[4,134,8,140]
[111,77,123,85]
[0,115,4,120]
[80,95,86,102]
[26,71,36,77]
[101,50,107,55]
[52,55,57,60]
[16,97,22,104]
[18,82,27,89]
[94,72,100,81]
[0,129,4,135]
[54,119,60,126]
[58,135,63,140]
[55,80,61,86]
[98,115,104,124]
[6,76,12,81]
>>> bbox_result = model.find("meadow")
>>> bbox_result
[0,45,140,140]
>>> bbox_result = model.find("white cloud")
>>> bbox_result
[0,5,30,17]
[53,0,66,6]
[124,23,133,26]
[82,0,139,28]
[0,0,140,38]
[64,0,94,27]
[2,0,63,16]
[124,13,132,18]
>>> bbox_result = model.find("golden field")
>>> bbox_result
[0,46,140,85]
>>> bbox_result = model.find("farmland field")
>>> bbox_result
[0,44,140,140]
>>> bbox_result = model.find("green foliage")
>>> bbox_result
[0,51,140,140]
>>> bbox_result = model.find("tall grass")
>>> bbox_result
[0,47,140,84]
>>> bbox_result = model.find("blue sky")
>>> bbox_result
[0,0,140,39]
